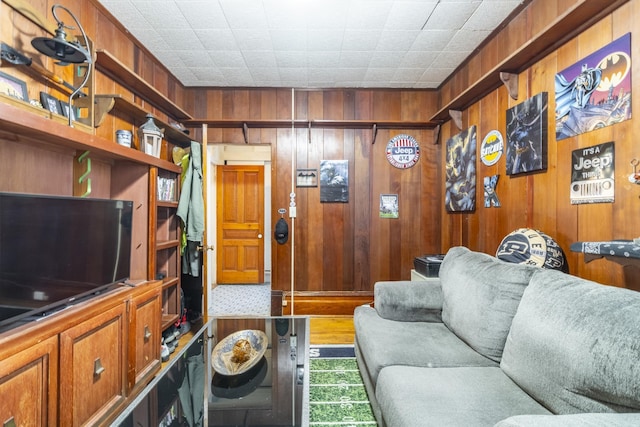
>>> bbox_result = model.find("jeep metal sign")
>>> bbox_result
[386,134,420,169]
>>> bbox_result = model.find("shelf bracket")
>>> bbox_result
[371,123,378,145]
[91,96,116,127]
[449,110,462,130]
[242,122,249,144]
[433,124,441,145]
[500,72,519,100]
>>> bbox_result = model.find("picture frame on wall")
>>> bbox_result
[320,160,349,203]
[505,92,548,176]
[0,71,28,101]
[40,92,62,115]
[296,168,318,187]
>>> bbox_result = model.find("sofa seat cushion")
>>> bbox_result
[439,246,540,362]
[354,305,497,385]
[495,413,640,427]
[376,366,551,427]
[501,268,640,414]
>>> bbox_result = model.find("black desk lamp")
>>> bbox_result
[31,4,92,127]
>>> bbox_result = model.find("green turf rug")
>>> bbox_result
[309,346,376,426]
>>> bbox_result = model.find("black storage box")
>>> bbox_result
[413,254,445,277]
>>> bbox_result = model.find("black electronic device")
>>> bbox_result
[0,192,133,331]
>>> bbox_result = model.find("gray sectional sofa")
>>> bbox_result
[354,246,640,427]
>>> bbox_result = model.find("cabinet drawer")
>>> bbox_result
[59,303,127,426]
[0,335,58,426]
[129,287,161,393]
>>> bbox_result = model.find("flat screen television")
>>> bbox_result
[0,192,133,332]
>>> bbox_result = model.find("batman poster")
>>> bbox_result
[555,33,632,140]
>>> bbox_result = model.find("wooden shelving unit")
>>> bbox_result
[94,94,192,147]
[95,49,192,121]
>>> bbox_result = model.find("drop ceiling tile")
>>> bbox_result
[275,51,307,67]
[446,29,491,51]
[176,50,216,67]
[211,50,246,68]
[132,1,189,29]
[384,1,438,30]
[369,50,406,68]
[160,29,205,50]
[376,30,420,51]
[464,1,522,30]
[220,0,269,30]
[342,30,382,51]
[434,50,472,68]
[339,51,373,68]
[307,51,341,68]
[270,30,307,51]
[243,51,278,68]
[263,0,308,29]
[232,29,273,50]
[194,29,238,50]
[220,67,255,85]
[307,30,344,51]
[422,1,481,30]
[400,51,436,68]
[346,1,393,29]
[178,1,228,30]
[411,30,457,51]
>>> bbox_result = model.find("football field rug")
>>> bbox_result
[309,345,376,426]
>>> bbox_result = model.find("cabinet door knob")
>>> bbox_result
[144,325,152,341]
[3,416,16,427]
[94,358,105,377]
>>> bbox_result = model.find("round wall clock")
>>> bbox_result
[386,134,420,169]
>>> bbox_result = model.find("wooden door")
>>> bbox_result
[216,165,265,284]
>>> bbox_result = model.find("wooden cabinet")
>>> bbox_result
[59,303,128,426]
[128,281,162,395]
[0,281,162,427]
[0,335,58,427]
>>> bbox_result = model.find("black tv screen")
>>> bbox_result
[0,192,133,330]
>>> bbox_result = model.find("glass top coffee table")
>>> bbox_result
[208,317,309,426]
[111,316,309,427]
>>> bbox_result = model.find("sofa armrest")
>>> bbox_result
[495,413,640,427]
[374,279,443,322]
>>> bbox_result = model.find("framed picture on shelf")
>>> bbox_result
[59,100,76,120]
[40,92,62,115]
[0,71,28,101]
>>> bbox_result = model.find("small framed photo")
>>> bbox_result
[40,92,62,115]
[0,71,28,101]
[296,168,318,187]
[59,100,76,121]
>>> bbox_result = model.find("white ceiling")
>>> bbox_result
[97,0,525,89]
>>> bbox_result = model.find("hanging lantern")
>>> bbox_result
[138,114,163,158]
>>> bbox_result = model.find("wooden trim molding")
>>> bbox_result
[282,291,374,316]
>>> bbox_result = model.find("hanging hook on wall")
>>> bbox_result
[629,159,640,185]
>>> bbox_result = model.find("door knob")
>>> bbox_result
[258,234,263,239]
[197,245,214,251]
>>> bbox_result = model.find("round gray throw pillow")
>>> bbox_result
[496,228,568,272]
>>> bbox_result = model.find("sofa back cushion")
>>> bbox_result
[501,268,640,413]
[440,246,539,362]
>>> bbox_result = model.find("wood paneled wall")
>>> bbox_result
[438,0,640,290]
[192,89,442,293]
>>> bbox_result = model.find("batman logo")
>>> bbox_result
[596,51,631,92]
